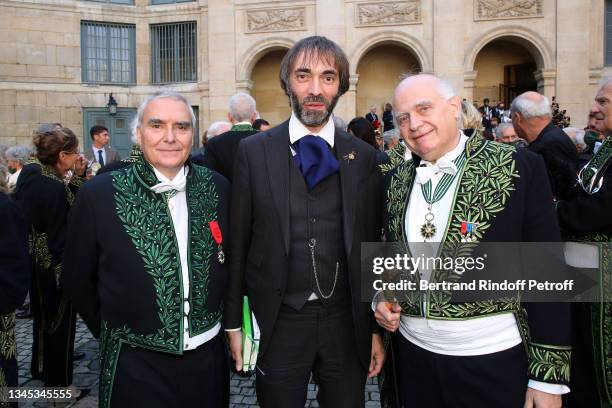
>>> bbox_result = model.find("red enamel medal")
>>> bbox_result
[208,221,225,264]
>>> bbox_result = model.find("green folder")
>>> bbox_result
[241,296,260,372]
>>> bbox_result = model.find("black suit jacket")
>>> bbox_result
[224,120,383,369]
[528,122,579,200]
[365,112,378,124]
[198,129,259,182]
[557,152,612,237]
[0,193,30,314]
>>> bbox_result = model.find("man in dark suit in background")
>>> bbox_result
[365,105,379,125]
[198,93,259,182]
[479,97,494,131]
[225,36,385,408]
[511,91,578,200]
[84,125,120,167]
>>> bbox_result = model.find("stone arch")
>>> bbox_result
[464,26,556,102]
[237,37,294,82]
[464,26,554,72]
[349,30,431,75]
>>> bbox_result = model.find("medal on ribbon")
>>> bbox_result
[208,221,225,264]
[460,220,478,242]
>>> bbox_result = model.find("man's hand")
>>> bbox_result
[374,301,401,332]
[226,330,243,372]
[524,388,562,408]
[368,333,385,378]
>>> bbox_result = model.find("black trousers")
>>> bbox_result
[255,300,367,408]
[564,303,603,408]
[30,271,76,387]
[397,335,527,408]
[111,334,229,408]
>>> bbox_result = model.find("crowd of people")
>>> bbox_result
[0,35,611,408]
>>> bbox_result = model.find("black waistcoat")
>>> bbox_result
[284,156,348,310]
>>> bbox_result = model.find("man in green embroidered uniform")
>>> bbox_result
[374,74,571,408]
[557,77,612,408]
[63,91,231,407]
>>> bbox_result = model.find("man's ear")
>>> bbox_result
[136,127,142,146]
[250,112,258,124]
[448,96,462,121]
[227,112,234,124]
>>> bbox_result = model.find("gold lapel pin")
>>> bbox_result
[343,151,356,163]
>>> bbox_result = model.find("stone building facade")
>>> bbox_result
[0,0,609,154]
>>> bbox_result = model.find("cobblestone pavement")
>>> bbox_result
[15,317,381,407]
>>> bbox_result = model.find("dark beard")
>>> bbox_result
[290,91,340,127]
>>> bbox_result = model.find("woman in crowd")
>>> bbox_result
[0,160,30,408]
[12,125,87,396]
[461,100,485,138]
[382,102,394,132]
[347,117,388,165]
[5,146,31,191]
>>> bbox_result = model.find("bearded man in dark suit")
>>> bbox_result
[225,36,385,408]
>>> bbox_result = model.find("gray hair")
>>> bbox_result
[563,127,586,148]
[510,92,551,119]
[333,116,347,131]
[382,128,400,144]
[5,146,32,164]
[495,123,515,139]
[0,162,7,193]
[228,93,257,123]
[207,121,232,138]
[131,91,196,142]
[599,75,612,90]
[395,73,458,105]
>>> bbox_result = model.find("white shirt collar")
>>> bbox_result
[92,145,104,153]
[234,121,252,126]
[419,130,468,167]
[289,112,335,148]
[152,165,189,184]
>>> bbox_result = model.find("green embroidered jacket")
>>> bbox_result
[62,156,231,408]
[557,135,612,404]
[384,134,572,385]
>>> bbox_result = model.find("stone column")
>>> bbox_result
[555,0,590,127]
[463,71,478,102]
[335,74,358,122]
[235,79,253,95]
[207,0,237,122]
[534,69,557,100]
[315,0,345,43]
[431,0,465,92]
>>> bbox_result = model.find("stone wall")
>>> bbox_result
[0,0,607,147]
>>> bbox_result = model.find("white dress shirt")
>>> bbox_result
[289,112,335,152]
[151,166,221,351]
[7,168,21,190]
[399,132,568,394]
[92,145,106,165]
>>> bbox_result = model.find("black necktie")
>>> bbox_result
[97,149,105,167]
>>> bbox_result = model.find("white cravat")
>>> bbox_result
[151,166,221,351]
[415,159,457,185]
[400,132,568,395]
